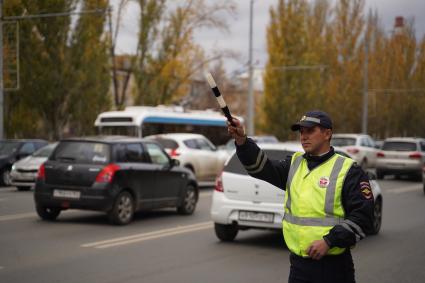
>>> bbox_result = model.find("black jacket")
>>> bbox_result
[236,138,375,248]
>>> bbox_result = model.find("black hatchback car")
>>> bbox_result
[34,136,198,225]
[0,139,48,186]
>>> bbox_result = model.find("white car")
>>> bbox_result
[331,134,378,169]
[10,143,57,191]
[146,133,228,183]
[377,137,425,180]
[211,142,383,241]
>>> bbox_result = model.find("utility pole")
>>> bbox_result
[247,0,254,136]
[0,0,4,139]
[361,35,369,134]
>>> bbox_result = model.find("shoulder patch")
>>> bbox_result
[360,181,373,200]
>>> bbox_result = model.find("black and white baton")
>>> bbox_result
[205,72,236,126]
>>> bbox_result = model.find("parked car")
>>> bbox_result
[0,139,48,186]
[220,135,280,154]
[211,142,383,241]
[10,143,57,191]
[331,134,378,169]
[376,137,425,181]
[145,133,228,183]
[34,136,198,225]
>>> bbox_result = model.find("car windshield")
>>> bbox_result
[151,138,178,150]
[224,149,294,175]
[52,141,110,164]
[382,142,417,152]
[331,138,356,147]
[0,141,20,155]
[32,144,57,158]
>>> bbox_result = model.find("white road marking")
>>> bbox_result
[0,212,36,222]
[81,221,213,249]
[386,184,422,194]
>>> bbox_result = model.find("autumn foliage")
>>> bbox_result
[261,0,425,140]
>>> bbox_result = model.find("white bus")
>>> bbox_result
[94,106,243,145]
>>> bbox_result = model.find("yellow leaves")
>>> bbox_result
[262,0,425,139]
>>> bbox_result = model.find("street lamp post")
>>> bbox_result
[0,0,4,139]
[247,0,254,136]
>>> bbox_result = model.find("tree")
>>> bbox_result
[262,0,328,140]
[132,0,236,106]
[4,0,110,139]
[68,0,111,136]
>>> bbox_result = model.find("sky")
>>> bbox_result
[113,0,425,74]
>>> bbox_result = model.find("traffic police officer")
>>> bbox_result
[227,110,375,283]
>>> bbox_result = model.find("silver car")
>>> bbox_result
[376,138,425,181]
[10,143,57,191]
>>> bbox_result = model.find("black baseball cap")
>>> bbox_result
[291,110,333,131]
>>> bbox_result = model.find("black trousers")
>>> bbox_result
[288,250,355,283]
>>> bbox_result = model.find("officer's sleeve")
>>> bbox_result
[235,138,291,190]
[323,164,375,248]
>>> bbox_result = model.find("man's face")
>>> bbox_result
[299,126,331,155]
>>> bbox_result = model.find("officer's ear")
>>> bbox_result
[320,127,332,142]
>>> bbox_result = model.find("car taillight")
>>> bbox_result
[37,163,45,180]
[95,164,120,183]
[170,148,181,157]
[215,172,223,192]
[409,152,422,159]
[347,148,359,154]
[377,152,385,158]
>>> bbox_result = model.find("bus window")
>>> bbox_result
[99,126,138,137]
[141,122,229,146]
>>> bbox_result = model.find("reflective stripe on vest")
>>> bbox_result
[283,152,354,257]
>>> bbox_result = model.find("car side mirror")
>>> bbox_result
[171,158,180,167]
[17,153,30,159]
[367,171,377,180]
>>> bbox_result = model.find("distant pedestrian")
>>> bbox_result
[227,110,375,283]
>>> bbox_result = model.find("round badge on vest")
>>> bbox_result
[318,176,330,188]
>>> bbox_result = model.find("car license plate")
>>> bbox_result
[53,190,80,199]
[238,211,274,223]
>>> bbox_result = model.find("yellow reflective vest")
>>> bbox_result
[283,151,354,257]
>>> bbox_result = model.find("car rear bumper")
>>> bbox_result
[34,181,116,211]
[376,163,422,175]
[210,191,284,230]
[376,159,421,171]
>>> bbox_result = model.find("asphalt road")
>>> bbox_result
[1,179,424,283]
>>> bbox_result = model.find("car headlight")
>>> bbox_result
[11,164,16,171]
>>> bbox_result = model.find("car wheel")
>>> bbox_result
[177,184,197,215]
[36,204,61,221]
[108,191,134,225]
[214,223,238,242]
[17,186,31,191]
[370,198,382,235]
[184,164,195,174]
[376,170,384,180]
[1,168,11,186]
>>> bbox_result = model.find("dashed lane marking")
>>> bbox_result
[81,221,213,249]
[0,212,36,222]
